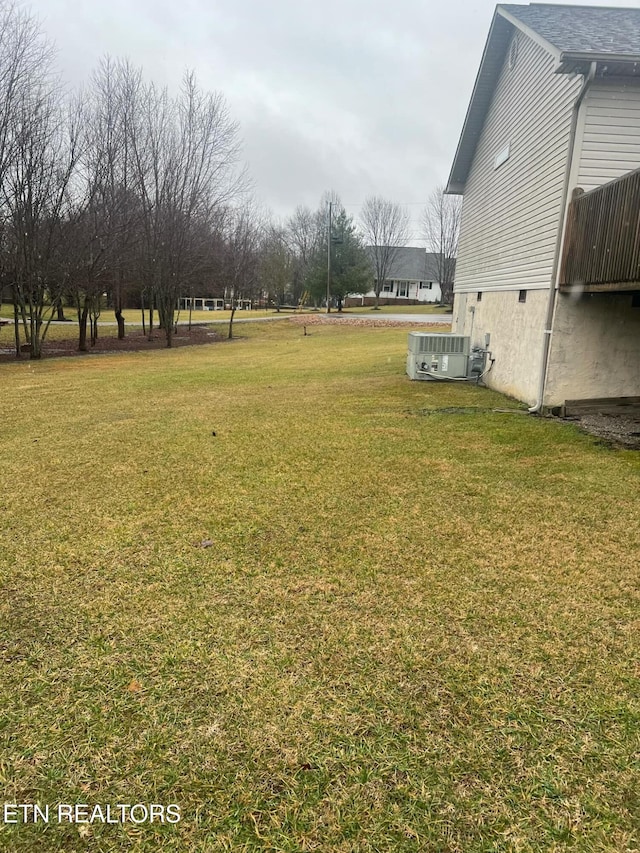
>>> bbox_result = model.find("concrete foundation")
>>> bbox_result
[452,288,640,408]
[545,292,640,406]
[452,289,549,404]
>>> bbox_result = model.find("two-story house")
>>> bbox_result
[447,3,640,411]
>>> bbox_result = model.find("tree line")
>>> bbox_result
[258,186,461,316]
[0,1,460,359]
[0,0,251,357]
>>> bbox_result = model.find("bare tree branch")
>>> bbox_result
[422,185,461,305]
[359,196,409,308]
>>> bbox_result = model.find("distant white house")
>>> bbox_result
[348,247,442,306]
[447,2,640,411]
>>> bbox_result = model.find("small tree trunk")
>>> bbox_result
[114,273,126,339]
[78,305,89,352]
[141,291,146,337]
[13,297,21,359]
[161,299,173,347]
[115,308,125,339]
[19,302,31,343]
[56,302,66,321]
[228,305,236,340]
[90,313,99,346]
[29,314,43,359]
[148,297,154,341]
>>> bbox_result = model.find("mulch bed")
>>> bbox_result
[288,314,448,329]
[0,324,221,362]
[569,412,640,450]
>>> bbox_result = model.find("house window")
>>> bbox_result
[398,281,408,298]
[477,292,482,302]
[382,282,393,293]
[420,281,433,290]
[518,290,527,303]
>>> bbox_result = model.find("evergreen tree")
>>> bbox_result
[307,204,371,311]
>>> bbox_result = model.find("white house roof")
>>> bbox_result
[446,3,640,195]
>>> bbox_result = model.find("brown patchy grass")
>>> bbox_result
[0,320,638,852]
[340,304,451,314]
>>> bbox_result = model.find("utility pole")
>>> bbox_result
[326,200,332,314]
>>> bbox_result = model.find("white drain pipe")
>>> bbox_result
[529,61,597,414]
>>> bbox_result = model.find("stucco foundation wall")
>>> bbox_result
[545,293,640,405]
[452,289,548,404]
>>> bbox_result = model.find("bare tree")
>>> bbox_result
[422,185,461,305]
[0,1,54,182]
[285,205,322,304]
[221,202,261,339]
[3,75,84,359]
[0,0,59,357]
[130,72,244,347]
[260,223,293,308]
[86,57,143,340]
[359,196,409,308]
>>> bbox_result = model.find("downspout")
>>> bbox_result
[529,61,597,414]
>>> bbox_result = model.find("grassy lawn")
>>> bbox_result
[0,304,286,328]
[1,321,638,852]
[0,303,448,330]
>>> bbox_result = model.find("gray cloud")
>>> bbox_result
[27,0,640,234]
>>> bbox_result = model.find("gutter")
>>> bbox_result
[560,50,640,65]
[528,61,597,415]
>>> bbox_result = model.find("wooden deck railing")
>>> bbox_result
[559,167,640,292]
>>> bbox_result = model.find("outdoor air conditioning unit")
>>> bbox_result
[406,332,471,380]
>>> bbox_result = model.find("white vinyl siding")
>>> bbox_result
[576,80,640,192]
[454,32,581,294]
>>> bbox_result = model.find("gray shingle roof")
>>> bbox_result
[501,3,640,57]
[366,247,441,281]
[446,4,640,195]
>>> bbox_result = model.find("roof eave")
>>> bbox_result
[445,181,465,196]
[445,9,513,195]
[555,51,640,75]
[445,4,564,196]
[563,49,640,64]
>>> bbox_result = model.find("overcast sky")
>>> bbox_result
[26,0,640,243]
